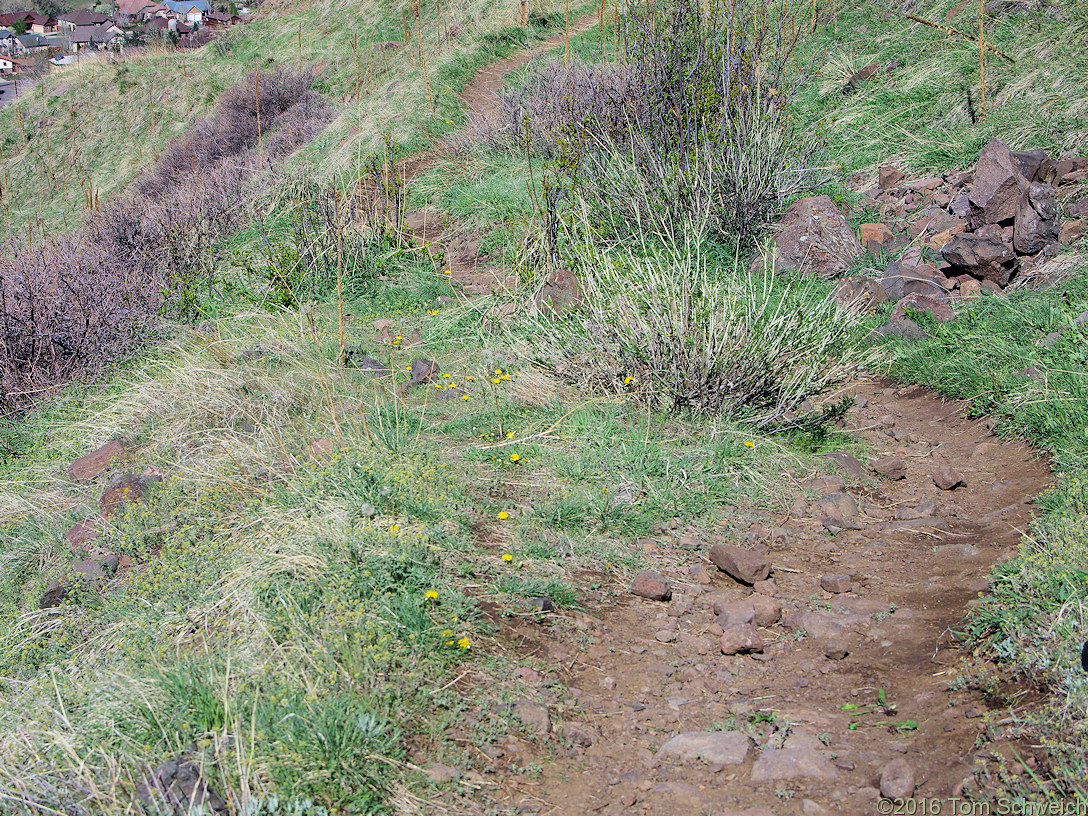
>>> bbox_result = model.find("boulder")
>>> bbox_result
[933,466,966,490]
[880,758,916,799]
[68,439,126,482]
[1011,148,1050,183]
[832,276,888,313]
[709,544,771,585]
[878,166,905,190]
[1013,182,1060,255]
[1059,220,1083,245]
[870,457,907,480]
[751,733,837,782]
[719,624,764,655]
[891,293,955,323]
[942,230,1018,286]
[630,571,672,601]
[658,731,750,766]
[968,138,1029,227]
[772,196,863,279]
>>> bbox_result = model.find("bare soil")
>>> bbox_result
[400,28,1052,816]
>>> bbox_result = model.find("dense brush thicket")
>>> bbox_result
[0,70,331,413]
[473,0,815,240]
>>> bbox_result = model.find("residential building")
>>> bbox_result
[163,0,210,25]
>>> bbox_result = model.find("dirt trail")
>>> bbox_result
[399,15,599,298]
[395,26,1052,816]
[454,380,1048,816]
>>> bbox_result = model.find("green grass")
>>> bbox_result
[793,0,1088,174]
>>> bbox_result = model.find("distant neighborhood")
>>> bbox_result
[0,0,249,77]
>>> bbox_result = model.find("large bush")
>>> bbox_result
[471,0,815,240]
[0,70,332,413]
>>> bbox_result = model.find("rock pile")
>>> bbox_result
[769,139,1086,337]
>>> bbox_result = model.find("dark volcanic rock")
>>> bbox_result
[1013,182,1060,255]
[968,138,1029,227]
[772,196,863,279]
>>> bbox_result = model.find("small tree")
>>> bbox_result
[12,19,27,35]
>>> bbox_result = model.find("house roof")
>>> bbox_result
[0,12,51,26]
[204,11,238,22]
[0,29,14,39]
[163,0,211,13]
[116,0,167,16]
[58,9,113,26]
[69,24,121,43]
[16,33,50,46]
[139,17,191,33]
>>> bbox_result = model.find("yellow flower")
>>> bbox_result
[462,394,470,400]
[498,511,509,520]
[406,365,412,370]
[506,431,515,438]
[466,375,475,381]
[510,453,520,462]
[425,590,438,600]
[500,374,511,380]
[446,640,454,646]
[443,269,452,275]
[390,524,400,532]
[492,377,501,384]
[443,373,451,378]
[457,637,471,649]
[429,309,440,315]
[743,440,755,448]
[442,629,453,637]
[624,375,633,384]
[502,552,513,561]
[495,369,503,375]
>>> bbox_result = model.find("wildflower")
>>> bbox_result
[466,375,475,381]
[390,524,400,532]
[492,377,501,384]
[624,375,633,384]
[502,552,513,561]
[442,629,453,637]
[495,369,503,375]
[510,453,520,462]
[506,431,515,438]
[429,309,440,315]
[744,440,755,448]
[457,637,471,649]
[446,640,454,646]
[462,394,470,400]
[406,365,412,370]
[498,511,509,520]
[425,590,438,600]
[443,269,452,275]
[500,374,511,380]
[443,373,450,378]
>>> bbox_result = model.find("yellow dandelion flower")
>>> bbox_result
[457,637,471,649]
[510,453,520,462]
[446,640,454,646]
[442,629,453,637]
[500,374,511,380]
[506,431,515,438]
[462,394,470,400]
[502,552,513,561]
[624,375,633,384]
[498,511,509,520]
[744,440,755,448]
[425,590,438,600]
[390,524,400,532]
[443,269,452,275]
[443,373,451,378]
[466,375,475,381]
[495,369,503,375]
[429,309,440,315]
[492,377,501,384]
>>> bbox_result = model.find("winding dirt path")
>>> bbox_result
[394,25,1051,816]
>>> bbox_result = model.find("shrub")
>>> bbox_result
[0,70,332,413]
[470,0,816,241]
[514,210,871,428]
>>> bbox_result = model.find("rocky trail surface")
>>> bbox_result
[441,381,1049,815]
[372,26,1054,816]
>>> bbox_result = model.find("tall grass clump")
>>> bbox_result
[515,207,870,428]
[0,70,332,414]
[471,0,814,241]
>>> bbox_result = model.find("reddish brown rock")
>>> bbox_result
[68,439,126,482]
[534,268,582,315]
[891,293,955,323]
[933,465,967,490]
[942,231,1018,286]
[844,63,879,92]
[64,519,98,550]
[100,471,163,517]
[772,196,863,279]
[1013,182,1060,255]
[630,571,672,601]
[709,544,771,585]
[1059,220,1083,245]
[878,166,905,190]
[968,138,1029,226]
[870,457,907,480]
[719,624,764,655]
[820,574,852,594]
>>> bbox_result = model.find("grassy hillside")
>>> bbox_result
[0,0,1086,810]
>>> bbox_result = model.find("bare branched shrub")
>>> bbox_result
[0,70,332,412]
[471,0,816,240]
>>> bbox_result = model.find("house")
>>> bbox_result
[69,23,125,50]
[116,0,168,25]
[14,33,51,55]
[202,11,239,28]
[0,12,57,34]
[57,10,114,31]
[163,0,209,25]
[137,16,191,39]
[0,30,15,56]
[49,53,74,67]
[0,56,12,73]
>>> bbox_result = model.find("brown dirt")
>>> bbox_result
[394,26,1052,816]
[428,379,1049,815]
